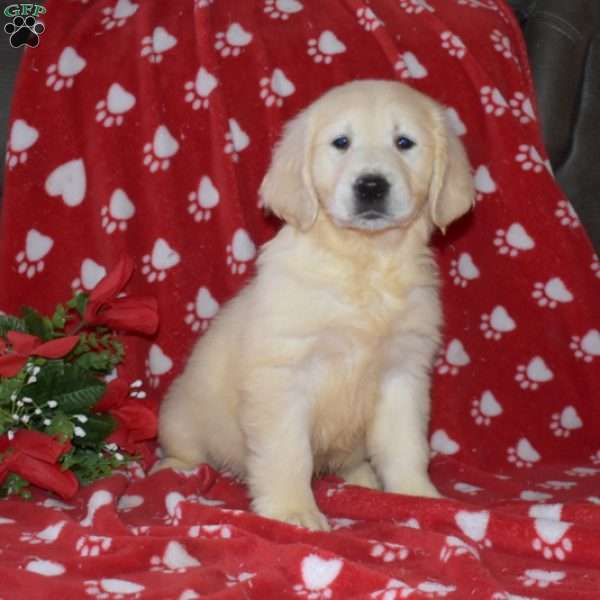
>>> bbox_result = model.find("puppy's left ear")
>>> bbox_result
[259,110,318,232]
[428,108,475,232]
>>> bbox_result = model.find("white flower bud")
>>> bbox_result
[74,426,86,438]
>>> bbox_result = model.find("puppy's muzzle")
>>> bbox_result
[353,173,390,218]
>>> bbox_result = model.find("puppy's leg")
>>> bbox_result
[338,461,381,490]
[242,379,329,531]
[368,356,441,499]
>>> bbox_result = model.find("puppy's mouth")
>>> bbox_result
[355,209,387,220]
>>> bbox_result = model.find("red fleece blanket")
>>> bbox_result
[2,1,600,598]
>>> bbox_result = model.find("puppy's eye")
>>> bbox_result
[331,135,351,151]
[395,136,416,151]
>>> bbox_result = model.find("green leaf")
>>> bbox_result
[45,411,74,442]
[67,292,89,318]
[60,447,134,486]
[51,304,67,330]
[0,314,26,336]
[74,413,116,445]
[0,473,32,499]
[22,306,53,341]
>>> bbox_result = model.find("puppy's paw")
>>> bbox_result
[339,461,382,490]
[386,477,443,499]
[253,499,330,531]
[150,457,198,475]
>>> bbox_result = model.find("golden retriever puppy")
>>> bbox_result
[156,80,474,531]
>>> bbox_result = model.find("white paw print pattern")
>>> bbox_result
[507,438,541,468]
[430,429,460,457]
[150,541,201,573]
[101,189,135,233]
[71,258,107,293]
[226,572,256,587]
[592,254,600,279]
[394,51,428,79]
[20,521,67,544]
[516,144,552,174]
[307,31,346,64]
[550,406,583,438]
[519,569,565,589]
[188,524,232,539]
[474,165,496,201]
[145,344,173,388]
[356,7,383,31]
[185,287,219,332]
[455,510,492,548]
[6,119,38,168]
[493,222,535,257]
[101,0,138,30]
[446,107,467,136]
[542,480,577,491]
[435,339,470,375]
[490,29,515,60]
[509,91,535,123]
[140,26,177,63]
[566,466,599,477]
[449,252,480,287]
[226,228,257,274]
[184,67,218,110]
[532,277,573,308]
[515,356,553,390]
[439,535,480,563]
[16,229,54,279]
[521,490,553,502]
[45,158,87,207]
[457,0,497,8]
[480,86,508,116]
[374,579,456,599]
[143,125,179,172]
[399,0,434,13]
[480,306,516,340]
[214,23,253,57]
[188,176,220,222]
[76,535,112,557]
[84,578,144,599]
[292,554,343,600]
[25,559,65,577]
[555,200,580,228]
[263,0,303,20]
[591,450,600,465]
[96,83,136,127]
[142,238,180,282]
[440,31,466,58]
[454,482,482,496]
[259,68,295,107]
[530,505,573,561]
[326,482,346,498]
[471,390,503,426]
[369,540,409,562]
[224,118,250,162]
[46,47,86,91]
[570,330,600,362]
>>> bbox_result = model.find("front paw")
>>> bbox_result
[253,499,330,531]
[386,477,443,499]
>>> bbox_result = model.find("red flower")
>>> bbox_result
[83,256,159,336]
[0,430,79,499]
[0,332,80,377]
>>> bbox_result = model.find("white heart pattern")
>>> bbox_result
[231,229,256,262]
[151,238,180,270]
[195,287,219,319]
[544,277,573,303]
[559,406,582,430]
[10,119,39,152]
[581,329,600,356]
[227,119,250,152]
[198,176,220,209]
[457,252,480,280]
[301,554,343,590]
[506,223,534,250]
[57,47,87,77]
[401,51,428,78]
[446,107,466,136]
[80,259,107,290]
[26,229,54,262]
[479,390,503,417]
[455,510,490,543]
[430,429,460,455]
[106,83,136,114]
[516,438,541,463]
[317,31,346,55]
[270,68,295,97]
[489,306,516,332]
[148,344,173,376]
[45,159,87,207]
[195,67,218,97]
[225,23,253,47]
[474,165,496,194]
[446,339,470,367]
[109,189,136,220]
[151,26,177,53]
[526,356,553,382]
[153,125,180,159]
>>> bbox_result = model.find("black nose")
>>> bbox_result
[353,174,390,203]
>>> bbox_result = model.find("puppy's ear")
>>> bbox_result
[428,108,475,232]
[259,110,318,232]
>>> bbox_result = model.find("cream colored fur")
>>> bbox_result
[156,80,474,531]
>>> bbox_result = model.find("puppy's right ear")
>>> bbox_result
[259,110,319,232]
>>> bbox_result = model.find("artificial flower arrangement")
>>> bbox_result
[0,257,159,499]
